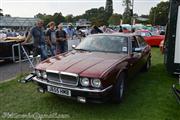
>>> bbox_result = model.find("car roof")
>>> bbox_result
[89,33,136,37]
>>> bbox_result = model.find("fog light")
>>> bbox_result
[77,96,86,103]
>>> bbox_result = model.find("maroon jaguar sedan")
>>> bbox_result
[33,33,151,103]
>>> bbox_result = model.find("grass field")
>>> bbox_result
[0,48,179,120]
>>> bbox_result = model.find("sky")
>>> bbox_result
[0,0,168,17]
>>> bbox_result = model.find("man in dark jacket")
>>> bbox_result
[22,20,47,60]
[56,23,68,54]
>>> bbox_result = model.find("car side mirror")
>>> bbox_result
[133,48,142,52]
[72,45,76,49]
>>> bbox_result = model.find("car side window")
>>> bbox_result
[136,36,147,47]
[131,36,139,50]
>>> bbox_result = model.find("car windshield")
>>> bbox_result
[76,35,128,53]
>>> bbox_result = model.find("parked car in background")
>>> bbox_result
[135,30,165,46]
[133,24,145,31]
[33,33,151,103]
[121,24,132,33]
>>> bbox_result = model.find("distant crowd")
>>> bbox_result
[21,20,131,60]
[0,20,165,61]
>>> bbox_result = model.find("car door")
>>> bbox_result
[136,35,150,66]
[127,36,143,77]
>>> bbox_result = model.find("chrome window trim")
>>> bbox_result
[33,77,112,93]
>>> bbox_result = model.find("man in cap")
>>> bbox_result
[65,23,75,40]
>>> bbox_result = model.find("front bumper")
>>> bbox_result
[33,77,113,103]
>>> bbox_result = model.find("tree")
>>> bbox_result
[133,13,138,18]
[35,13,45,19]
[0,8,3,16]
[35,13,52,25]
[149,1,169,25]
[122,0,133,24]
[136,14,150,24]
[108,14,122,25]
[33,2,115,27]
[53,12,65,25]
[82,7,108,26]
[73,15,83,22]
[35,12,65,26]
[43,15,53,26]
[105,0,113,20]
[65,14,73,23]
[140,14,149,19]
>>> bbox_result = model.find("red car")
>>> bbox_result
[32,33,151,103]
[135,30,165,46]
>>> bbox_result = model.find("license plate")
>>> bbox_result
[47,86,71,97]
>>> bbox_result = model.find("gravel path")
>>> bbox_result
[0,60,33,81]
[0,39,80,82]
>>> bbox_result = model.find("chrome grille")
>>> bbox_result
[47,72,60,83]
[46,70,78,86]
[60,72,79,86]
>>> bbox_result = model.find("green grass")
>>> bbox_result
[0,48,179,120]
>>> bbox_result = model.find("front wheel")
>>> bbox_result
[143,58,151,72]
[112,72,126,103]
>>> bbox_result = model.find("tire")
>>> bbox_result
[112,72,125,103]
[143,58,151,72]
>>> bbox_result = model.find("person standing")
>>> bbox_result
[21,20,47,60]
[46,21,56,56]
[56,23,68,54]
[90,25,103,34]
[119,25,123,32]
[65,23,75,40]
